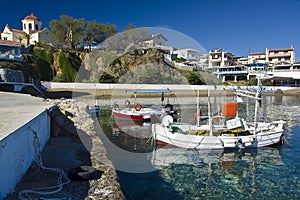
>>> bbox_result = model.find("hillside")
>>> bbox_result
[83,48,221,85]
[0,45,221,85]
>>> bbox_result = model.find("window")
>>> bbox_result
[29,23,32,30]
[24,24,26,29]
[35,24,38,30]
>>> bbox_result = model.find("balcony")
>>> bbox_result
[268,53,292,58]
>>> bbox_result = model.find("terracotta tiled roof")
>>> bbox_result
[23,14,40,21]
[0,39,21,46]
[5,25,25,34]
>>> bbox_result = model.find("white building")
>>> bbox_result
[208,48,234,67]
[142,34,168,47]
[248,52,266,64]
[172,48,200,61]
[267,47,295,65]
[1,14,53,46]
[248,46,295,66]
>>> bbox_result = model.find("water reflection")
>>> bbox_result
[150,147,287,199]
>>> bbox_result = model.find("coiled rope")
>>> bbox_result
[18,127,70,200]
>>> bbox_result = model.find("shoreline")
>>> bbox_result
[47,87,300,100]
[42,82,300,98]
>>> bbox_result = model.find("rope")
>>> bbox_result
[18,127,70,200]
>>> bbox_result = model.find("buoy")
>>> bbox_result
[134,103,142,111]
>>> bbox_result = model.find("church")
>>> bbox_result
[0,13,53,46]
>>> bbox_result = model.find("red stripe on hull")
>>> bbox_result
[155,140,176,147]
[112,110,149,122]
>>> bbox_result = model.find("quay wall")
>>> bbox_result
[41,82,300,96]
[41,82,223,92]
[0,109,51,199]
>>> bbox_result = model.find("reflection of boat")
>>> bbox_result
[112,121,151,138]
[87,104,100,118]
[151,146,282,168]
[112,89,176,122]
[151,146,283,199]
[152,78,285,149]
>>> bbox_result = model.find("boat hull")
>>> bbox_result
[152,123,284,150]
[113,110,150,122]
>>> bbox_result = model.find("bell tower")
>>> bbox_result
[21,13,42,34]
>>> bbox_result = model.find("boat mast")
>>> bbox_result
[208,85,213,136]
[196,89,200,127]
[253,77,261,135]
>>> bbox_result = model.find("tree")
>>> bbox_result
[122,23,136,32]
[105,27,148,52]
[50,15,86,49]
[17,36,23,44]
[83,21,117,51]
[22,32,32,46]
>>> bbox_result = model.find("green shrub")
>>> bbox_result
[58,52,79,82]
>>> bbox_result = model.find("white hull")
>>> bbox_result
[152,121,285,150]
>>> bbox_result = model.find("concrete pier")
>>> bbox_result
[0,92,53,199]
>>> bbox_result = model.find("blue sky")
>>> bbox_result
[1,0,300,60]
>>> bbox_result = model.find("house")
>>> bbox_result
[248,46,295,66]
[248,52,266,64]
[1,14,53,46]
[172,48,200,62]
[142,34,168,47]
[267,47,295,65]
[208,48,234,67]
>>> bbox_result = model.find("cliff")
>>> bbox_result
[0,45,221,86]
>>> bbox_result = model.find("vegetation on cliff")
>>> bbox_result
[1,44,220,85]
[84,48,220,85]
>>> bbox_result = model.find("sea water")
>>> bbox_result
[96,95,300,200]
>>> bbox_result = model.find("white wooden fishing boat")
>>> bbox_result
[152,78,285,150]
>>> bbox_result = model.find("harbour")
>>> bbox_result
[0,1,300,199]
[0,88,300,199]
[96,94,300,199]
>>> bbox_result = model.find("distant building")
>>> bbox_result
[208,48,234,67]
[172,48,200,61]
[233,56,248,65]
[248,46,295,66]
[142,34,168,47]
[267,47,295,65]
[1,14,53,46]
[248,52,266,64]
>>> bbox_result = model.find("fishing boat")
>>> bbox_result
[152,77,285,149]
[112,89,176,123]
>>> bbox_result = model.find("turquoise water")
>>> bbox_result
[97,95,300,200]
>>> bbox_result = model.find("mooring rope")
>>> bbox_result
[18,127,70,200]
